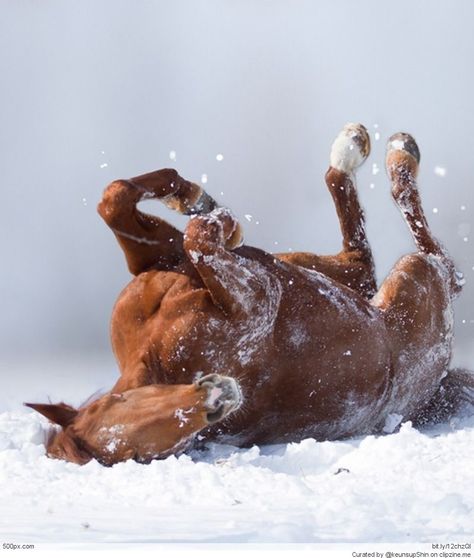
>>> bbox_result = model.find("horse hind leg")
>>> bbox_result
[371,135,463,420]
[278,123,377,299]
[385,133,464,297]
[325,123,377,297]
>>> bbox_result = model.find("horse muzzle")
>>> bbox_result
[197,374,242,424]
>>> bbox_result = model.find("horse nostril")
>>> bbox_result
[206,404,225,424]
[197,373,221,388]
[198,374,242,424]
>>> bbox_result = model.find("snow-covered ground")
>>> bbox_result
[1,357,473,545]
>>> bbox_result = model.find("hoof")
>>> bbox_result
[162,181,206,214]
[197,374,242,424]
[387,132,420,163]
[330,123,370,173]
[209,207,244,250]
[184,208,243,260]
[386,133,420,180]
[225,221,244,250]
[184,190,218,215]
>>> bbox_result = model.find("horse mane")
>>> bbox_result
[45,424,93,465]
[78,389,108,409]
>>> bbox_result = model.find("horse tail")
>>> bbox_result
[413,368,474,426]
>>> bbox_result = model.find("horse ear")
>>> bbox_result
[24,402,78,427]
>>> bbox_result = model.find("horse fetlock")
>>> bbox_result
[162,180,204,214]
[386,133,420,186]
[197,374,242,424]
[387,132,420,164]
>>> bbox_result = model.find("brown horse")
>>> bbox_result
[26,124,472,466]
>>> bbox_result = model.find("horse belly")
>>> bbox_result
[149,313,240,384]
[209,301,391,445]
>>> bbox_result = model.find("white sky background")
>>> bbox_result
[1,0,473,364]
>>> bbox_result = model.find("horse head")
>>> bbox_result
[25,374,242,465]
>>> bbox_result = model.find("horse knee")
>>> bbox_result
[97,180,139,227]
[184,215,222,257]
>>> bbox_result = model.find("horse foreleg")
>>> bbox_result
[98,169,219,275]
[183,208,281,318]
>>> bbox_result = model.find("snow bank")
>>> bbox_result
[1,407,473,543]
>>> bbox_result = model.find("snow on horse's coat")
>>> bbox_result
[26,124,471,465]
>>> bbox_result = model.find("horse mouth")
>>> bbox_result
[198,374,243,424]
